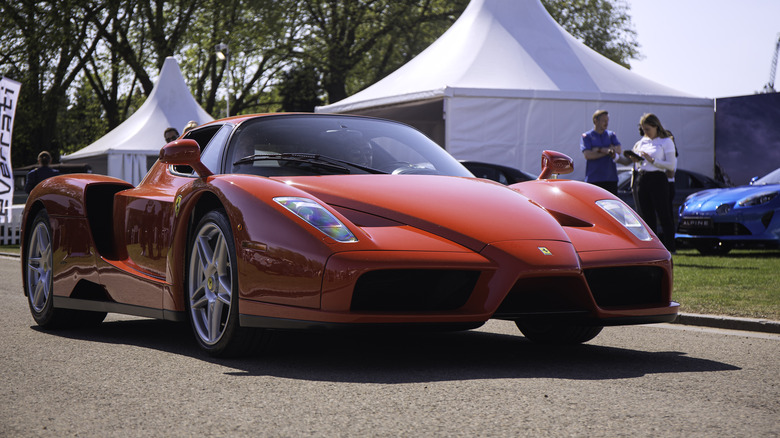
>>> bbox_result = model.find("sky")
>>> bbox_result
[625,0,780,99]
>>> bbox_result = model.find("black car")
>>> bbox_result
[13,163,92,205]
[460,160,536,185]
[617,168,727,214]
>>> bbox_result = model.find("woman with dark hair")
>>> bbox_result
[625,113,677,252]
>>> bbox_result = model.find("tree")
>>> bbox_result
[541,0,641,69]
[279,65,323,112]
[0,0,105,166]
[57,78,109,155]
[179,0,301,115]
[298,0,469,104]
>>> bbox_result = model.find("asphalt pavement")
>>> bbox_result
[3,251,778,334]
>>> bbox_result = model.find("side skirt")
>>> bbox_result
[239,314,485,332]
[53,296,186,322]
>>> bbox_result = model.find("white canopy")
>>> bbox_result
[317,0,715,179]
[62,57,213,185]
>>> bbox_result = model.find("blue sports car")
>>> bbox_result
[676,167,780,254]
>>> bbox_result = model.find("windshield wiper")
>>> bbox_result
[233,153,387,174]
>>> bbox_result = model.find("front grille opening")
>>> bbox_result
[584,266,665,308]
[351,270,479,312]
[494,276,591,316]
[678,221,751,236]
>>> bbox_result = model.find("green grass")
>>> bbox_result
[2,244,778,320]
[673,249,780,320]
[0,245,19,255]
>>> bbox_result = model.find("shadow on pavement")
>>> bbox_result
[33,317,741,384]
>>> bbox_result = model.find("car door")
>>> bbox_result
[116,124,231,279]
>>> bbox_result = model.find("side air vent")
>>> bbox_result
[85,184,130,258]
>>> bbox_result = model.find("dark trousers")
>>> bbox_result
[637,171,675,252]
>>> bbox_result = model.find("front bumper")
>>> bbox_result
[239,243,678,329]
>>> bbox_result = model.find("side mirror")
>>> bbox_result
[159,139,213,177]
[538,150,574,180]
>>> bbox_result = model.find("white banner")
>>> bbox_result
[0,77,21,223]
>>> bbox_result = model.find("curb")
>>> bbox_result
[672,312,780,334]
[3,250,778,334]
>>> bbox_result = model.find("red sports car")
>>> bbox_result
[22,114,677,356]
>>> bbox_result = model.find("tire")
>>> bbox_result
[696,243,732,256]
[515,321,603,345]
[186,210,266,357]
[25,210,106,328]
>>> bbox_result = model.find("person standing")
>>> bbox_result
[183,120,198,134]
[626,113,677,252]
[24,151,59,193]
[580,109,622,195]
[164,127,180,143]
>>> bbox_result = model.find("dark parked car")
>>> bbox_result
[617,168,727,214]
[460,160,536,184]
[13,163,92,205]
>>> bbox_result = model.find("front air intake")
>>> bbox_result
[351,270,479,312]
[584,266,665,307]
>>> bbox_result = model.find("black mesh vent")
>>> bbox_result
[584,266,665,308]
[351,270,479,312]
[494,276,591,317]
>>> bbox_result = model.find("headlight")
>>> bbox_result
[737,191,778,207]
[274,197,358,242]
[596,200,652,241]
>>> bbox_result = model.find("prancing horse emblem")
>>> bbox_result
[174,195,182,217]
[538,247,553,256]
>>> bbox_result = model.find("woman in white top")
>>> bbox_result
[626,113,677,252]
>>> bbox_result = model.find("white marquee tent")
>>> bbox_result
[317,0,715,179]
[62,57,213,185]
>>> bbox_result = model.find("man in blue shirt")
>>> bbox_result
[580,110,622,195]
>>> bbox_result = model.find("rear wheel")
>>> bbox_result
[515,321,603,344]
[25,210,106,328]
[186,210,266,357]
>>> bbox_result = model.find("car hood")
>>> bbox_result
[683,183,780,211]
[280,175,571,252]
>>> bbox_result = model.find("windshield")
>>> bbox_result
[754,168,780,185]
[227,115,473,177]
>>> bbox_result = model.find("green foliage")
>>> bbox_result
[280,65,323,112]
[297,0,470,103]
[57,79,109,155]
[541,0,641,68]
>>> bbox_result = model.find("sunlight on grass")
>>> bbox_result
[673,249,780,320]
[0,245,20,255]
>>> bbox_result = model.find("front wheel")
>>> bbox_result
[186,210,266,357]
[696,242,732,256]
[515,321,603,344]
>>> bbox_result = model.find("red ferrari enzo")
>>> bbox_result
[22,114,677,357]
